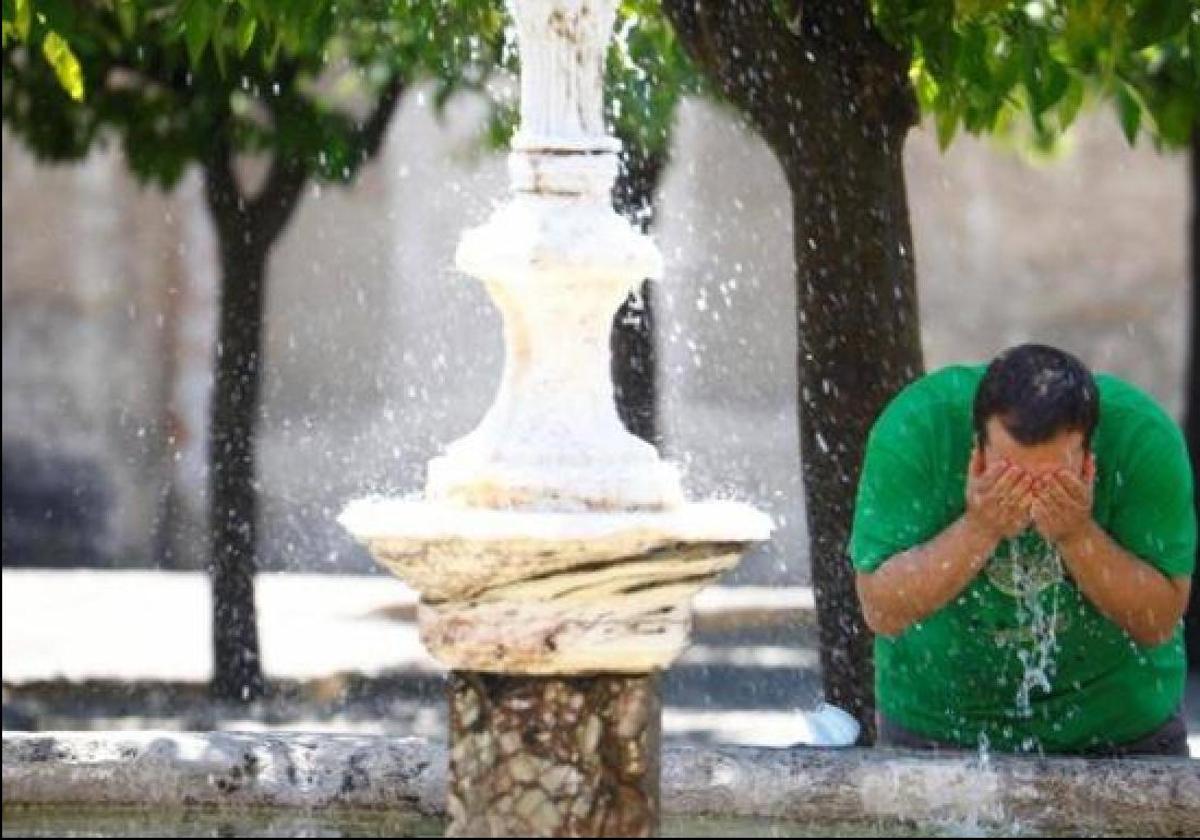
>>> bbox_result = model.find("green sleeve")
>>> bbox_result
[1107,424,1197,578]
[850,411,953,574]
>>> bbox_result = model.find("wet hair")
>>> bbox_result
[973,344,1099,450]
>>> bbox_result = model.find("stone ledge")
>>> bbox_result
[4,732,1197,835]
[667,744,1200,836]
[1,731,445,815]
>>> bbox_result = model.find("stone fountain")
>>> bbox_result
[340,0,771,835]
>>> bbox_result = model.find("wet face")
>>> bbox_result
[981,417,1091,479]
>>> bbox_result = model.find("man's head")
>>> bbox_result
[972,344,1099,479]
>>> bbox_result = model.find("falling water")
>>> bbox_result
[1005,538,1065,734]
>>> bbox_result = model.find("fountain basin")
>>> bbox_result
[5,732,1197,837]
[339,499,770,673]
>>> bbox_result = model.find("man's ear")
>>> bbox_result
[1083,451,1097,484]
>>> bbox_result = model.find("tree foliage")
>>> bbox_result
[1,1,510,186]
[6,0,1195,255]
[607,0,701,156]
[874,0,1198,150]
[3,0,706,187]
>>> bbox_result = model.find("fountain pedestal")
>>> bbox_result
[448,673,659,837]
[340,1,770,835]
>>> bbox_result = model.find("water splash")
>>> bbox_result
[1007,540,1064,723]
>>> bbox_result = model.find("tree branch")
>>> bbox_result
[248,74,406,248]
[202,137,249,245]
[249,153,308,246]
[353,74,406,163]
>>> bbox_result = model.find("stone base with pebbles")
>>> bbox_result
[447,673,658,837]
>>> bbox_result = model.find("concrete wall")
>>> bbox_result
[1,88,1189,583]
[2,141,187,569]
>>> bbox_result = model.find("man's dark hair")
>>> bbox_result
[973,344,1100,450]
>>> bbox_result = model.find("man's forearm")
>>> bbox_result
[1058,521,1191,647]
[857,515,999,637]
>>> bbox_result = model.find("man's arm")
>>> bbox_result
[857,514,999,636]
[1057,522,1191,646]
[858,453,1033,637]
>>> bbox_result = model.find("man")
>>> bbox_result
[851,344,1194,755]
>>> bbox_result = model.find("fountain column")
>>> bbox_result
[447,672,660,836]
[341,1,770,835]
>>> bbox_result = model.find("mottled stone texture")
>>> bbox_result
[447,672,660,837]
[1,731,445,813]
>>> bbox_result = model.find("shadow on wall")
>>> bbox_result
[1,439,113,568]
[0,434,379,573]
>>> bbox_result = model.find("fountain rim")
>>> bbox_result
[338,497,772,544]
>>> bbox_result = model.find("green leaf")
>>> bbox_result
[1039,59,1069,114]
[210,0,236,76]
[213,36,227,76]
[182,0,215,66]
[935,104,959,149]
[1148,87,1197,146]
[909,59,939,111]
[235,11,257,56]
[264,28,283,69]
[1128,0,1190,50]
[41,30,84,101]
[1114,84,1141,145]
[115,0,138,39]
[1190,19,1200,79]
[15,0,30,41]
[958,23,990,90]
[1056,75,1085,130]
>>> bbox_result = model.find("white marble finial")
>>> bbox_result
[511,0,621,152]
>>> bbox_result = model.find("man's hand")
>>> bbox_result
[964,447,1035,543]
[1031,456,1096,546]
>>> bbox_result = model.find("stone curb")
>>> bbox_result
[1,731,445,815]
[667,744,1200,836]
[4,732,1198,834]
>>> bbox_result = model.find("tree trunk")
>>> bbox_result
[661,1,923,742]
[195,83,399,703]
[1184,126,1199,671]
[201,146,306,704]
[777,106,922,743]
[611,147,667,446]
[207,229,269,703]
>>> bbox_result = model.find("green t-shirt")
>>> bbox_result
[850,364,1196,753]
